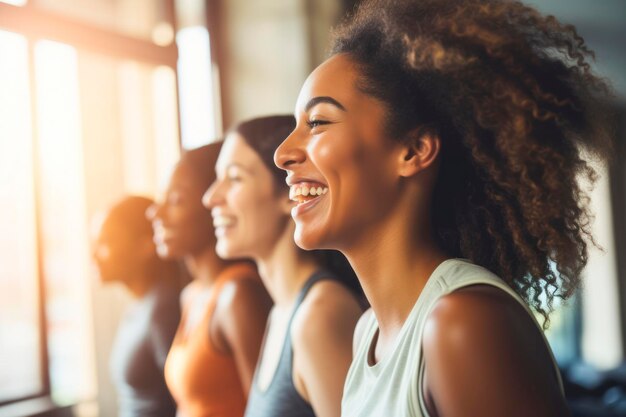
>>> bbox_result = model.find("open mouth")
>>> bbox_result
[289,182,328,205]
[212,215,235,228]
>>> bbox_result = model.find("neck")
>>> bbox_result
[184,245,230,285]
[343,202,448,338]
[255,224,319,307]
[124,274,154,298]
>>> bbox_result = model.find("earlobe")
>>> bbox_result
[397,131,440,178]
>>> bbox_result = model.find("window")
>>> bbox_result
[0,1,216,414]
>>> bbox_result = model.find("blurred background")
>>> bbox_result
[0,1,624,416]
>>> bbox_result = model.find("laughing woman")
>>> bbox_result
[147,144,272,417]
[274,0,614,416]
[203,116,364,417]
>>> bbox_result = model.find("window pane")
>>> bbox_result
[34,40,97,405]
[0,30,43,403]
[32,0,174,45]
[177,26,220,148]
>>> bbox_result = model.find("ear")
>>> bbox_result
[397,128,441,178]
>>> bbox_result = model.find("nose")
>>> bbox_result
[274,128,306,171]
[202,179,223,210]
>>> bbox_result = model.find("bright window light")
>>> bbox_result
[177,26,219,148]
[34,39,97,404]
[0,29,42,403]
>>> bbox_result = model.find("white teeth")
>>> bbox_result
[213,216,234,228]
[289,184,329,201]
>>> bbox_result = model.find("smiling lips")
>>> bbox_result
[212,211,235,229]
[289,182,328,204]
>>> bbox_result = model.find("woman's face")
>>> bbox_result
[203,133,291,260]
[274,53,404,251]
[147,161,215,260]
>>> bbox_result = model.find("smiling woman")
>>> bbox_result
[147,144,272,417]
[204,116,364,417]
[274,0,614,416]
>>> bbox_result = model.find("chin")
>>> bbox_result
[156,244,177,260]
[216,240,238,260]
[294,226,322,251]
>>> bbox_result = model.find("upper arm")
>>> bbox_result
[215,277,273,396]
[292,281,363,417]
[422,286,569,417]
[353,308,374,356]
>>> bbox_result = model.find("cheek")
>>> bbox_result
[313,130,386,206]
[224,188,287,253]
[302,129,397,247]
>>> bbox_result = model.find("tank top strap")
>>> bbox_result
[284,269,335,345]
[244,270,334,417]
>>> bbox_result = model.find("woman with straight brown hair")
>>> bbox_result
[204,116,364,417]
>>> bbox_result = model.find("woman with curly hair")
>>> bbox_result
[274,0,614,415]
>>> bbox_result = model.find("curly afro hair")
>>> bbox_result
[331,0,615,326]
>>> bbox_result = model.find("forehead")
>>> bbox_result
[217,133,264,171]
[295,54,362,112]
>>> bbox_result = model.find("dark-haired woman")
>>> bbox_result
[147,144,272,417]
[92,196,181,417]
[274,0,614,416]
[204,116,364,417]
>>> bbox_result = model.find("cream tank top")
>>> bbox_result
[341,258,564,417]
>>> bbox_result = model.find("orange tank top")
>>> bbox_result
[165,264,257,417]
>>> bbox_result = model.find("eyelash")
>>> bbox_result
[306,119,330,129]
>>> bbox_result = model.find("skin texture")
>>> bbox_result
[275,54,569,416]
[147,149,271,396]
[204,132,362,417]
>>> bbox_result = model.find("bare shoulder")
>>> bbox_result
[179,280,201,308]
[217,275,272,318]
[423,285,538,350]
[292,279,363,349]
[422,285,566,416]
[213,274,272,354]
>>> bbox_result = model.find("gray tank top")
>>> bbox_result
[341,258,564,417]
[109,278,180,417]
[244,271,330,417]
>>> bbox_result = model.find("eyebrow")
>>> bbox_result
[222,162,254,175]
[304,96,347,112]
